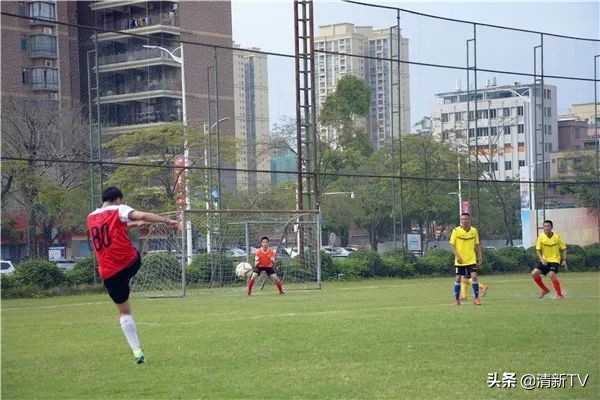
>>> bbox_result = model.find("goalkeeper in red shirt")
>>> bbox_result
[247,236,285,296]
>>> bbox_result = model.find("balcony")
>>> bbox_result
[97,48,181,72]
[101,109,182,134]
[98,78,182,104]
[100,79,181,97]
[32,81,59,91]
[29,35,57,58]
[97,12,180,41]
[91,1,177,11]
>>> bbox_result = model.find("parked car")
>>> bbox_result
[226,247,247,258]
[0,260,15,275]
[54,259,78,271]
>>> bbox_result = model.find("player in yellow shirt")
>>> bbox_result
[449,213,483,305]
[532,220,567,299]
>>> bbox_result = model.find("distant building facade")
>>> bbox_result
[233,45,270,192]
[315,23,410,149]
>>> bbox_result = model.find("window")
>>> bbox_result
[29,34,57,58]
[19,1,27,16]
[518,124,524,133]
[441,113,449,122]
[504,125,511,135]
[468,128,475,138]
[519,160,526,167]
[491,162,498,171]
[20,36,28,50]
[454,112,462,121]
[490,127,497,136]
[30,67,58,90]
[546,143,552,152]
[517,106,524,116]
[489,109,497,118]
[546,125,552,135]
[503,107,510,117]
[477,109,488,119]
[505,161,512,170]
[29,2,56,21]
[468,111,475,121]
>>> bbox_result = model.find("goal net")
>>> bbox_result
[132,209,321,297]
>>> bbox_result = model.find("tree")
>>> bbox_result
[1,97,88,258]
[398,134,458,251]
[319,74,372,153]
[554,151,599,209]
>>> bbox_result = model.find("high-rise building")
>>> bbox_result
[431,80,558,182]
[79,1,234,138]
[233,45,270,192]
[315,23,410,149]
[1,0,80,105]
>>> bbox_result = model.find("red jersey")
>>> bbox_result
[87,204,138,280]
[255,247,275,267]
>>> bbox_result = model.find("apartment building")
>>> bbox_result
[233,45,270,192]
[431,80,558,182]
[315,23,410,149]
[79,1,234,138]
[0,0,80,104]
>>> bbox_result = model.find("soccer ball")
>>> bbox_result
[235,262,253,280]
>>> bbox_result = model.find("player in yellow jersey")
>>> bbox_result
[532,220,567,299]
[449,213,483,305]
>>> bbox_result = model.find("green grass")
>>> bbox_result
[2,272,599,399]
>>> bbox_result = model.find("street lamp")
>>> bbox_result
[143,44,192,266]
[204,117,230,253]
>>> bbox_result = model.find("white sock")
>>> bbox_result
[119,315,141,351]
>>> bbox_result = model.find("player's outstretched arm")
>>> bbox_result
[129,210,179,228]
[127,220,147,229]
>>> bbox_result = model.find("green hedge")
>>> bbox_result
[2,244,599,297]
[328,245,600,280]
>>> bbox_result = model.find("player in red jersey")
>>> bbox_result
[87,187,178,364]
[247,236,285,296]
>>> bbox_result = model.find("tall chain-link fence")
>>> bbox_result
[1,1,598,297]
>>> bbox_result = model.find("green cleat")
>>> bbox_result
[133,348,145,364]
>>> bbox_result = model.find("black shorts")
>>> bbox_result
[536,262,560,276]
[103,254,142,304]
[253,266,276,276]
[455,264,478,277]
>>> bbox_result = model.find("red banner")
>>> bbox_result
[461,201,470,214]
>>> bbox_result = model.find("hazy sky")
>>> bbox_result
[232,1,600,128]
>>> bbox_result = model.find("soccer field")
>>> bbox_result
[1,272,599,399]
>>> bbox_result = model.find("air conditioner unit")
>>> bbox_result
[170,3,178,10]
[49,92,58,100]
[44,60,53,67]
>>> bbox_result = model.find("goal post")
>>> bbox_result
[132,209,321,297]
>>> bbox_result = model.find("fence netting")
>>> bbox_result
[1,1,598,297]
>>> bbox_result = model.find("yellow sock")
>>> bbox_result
[460,280,468,299]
